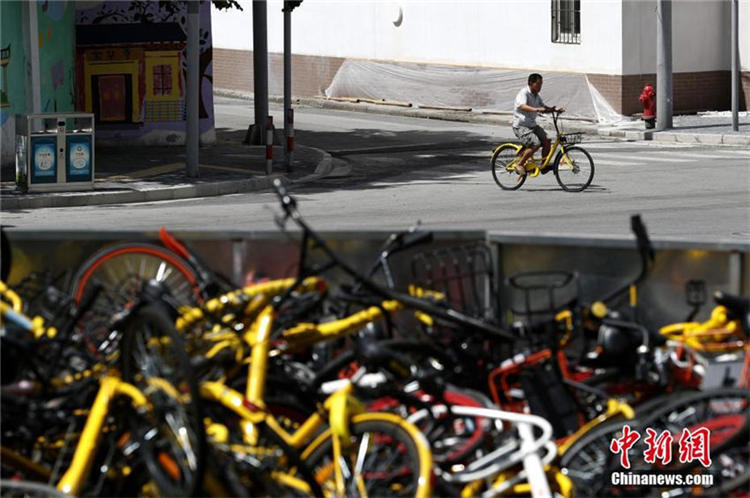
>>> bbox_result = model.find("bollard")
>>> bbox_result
[286,108,294,173]
[266,116,274,175]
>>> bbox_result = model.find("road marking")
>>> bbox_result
[714,149,750,157]
[103,162,184,181]
[202,164,262,174]
[650,151,742,161]
[597,153,689,163]
[594,159,645,167]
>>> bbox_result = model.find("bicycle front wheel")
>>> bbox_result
[491,144,525,190]
[120,304,206,497]
[554,146,594,192]
[302,412,432,498]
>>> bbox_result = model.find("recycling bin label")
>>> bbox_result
[66,135,93,182]
[29,135,57,184]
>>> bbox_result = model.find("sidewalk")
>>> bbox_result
[1,128,339,211]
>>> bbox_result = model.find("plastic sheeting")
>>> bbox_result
[325,60,627,124]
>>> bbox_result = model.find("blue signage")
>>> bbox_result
[30,136,57,184]
[66,135,93,182]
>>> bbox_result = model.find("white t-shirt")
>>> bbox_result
[513,86,545,128]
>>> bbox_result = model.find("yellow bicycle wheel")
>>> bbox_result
[554,146,595,192]
[491,144,526,190]
[302,412,433,498]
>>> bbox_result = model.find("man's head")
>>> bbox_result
[528,73,543,94]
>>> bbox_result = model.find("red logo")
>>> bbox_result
[643,428,673,465]
[678,427,712,468]
[610,426,712,469]
[610,425,641,469]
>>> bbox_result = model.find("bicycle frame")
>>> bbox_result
[1,289,156,497]
[57,376,149,496]
[198,303,433,497]
[513,111,571,177]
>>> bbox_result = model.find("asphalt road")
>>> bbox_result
[4,97,749,244]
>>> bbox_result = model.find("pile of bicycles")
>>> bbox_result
[2,181,748,497]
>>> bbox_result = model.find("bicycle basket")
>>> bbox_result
[561,133,582,145]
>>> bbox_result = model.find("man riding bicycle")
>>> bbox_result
[513,73,564,178]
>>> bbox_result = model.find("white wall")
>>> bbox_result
[622,0,741,75]
[212,0,750,75]
[742,0,750,71]
[212,0,624,74]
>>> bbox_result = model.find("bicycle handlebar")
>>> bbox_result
[271,180,515,341]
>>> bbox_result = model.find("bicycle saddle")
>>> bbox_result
[713,290,750,335]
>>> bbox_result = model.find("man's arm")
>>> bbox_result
[518,103,544,113]
[518,103,564,113]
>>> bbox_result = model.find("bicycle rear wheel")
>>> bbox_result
[302,412,432,498]
[554,146,594,192]
[71,243,201,306]
[70,243,202,355]
[491,144,526,190]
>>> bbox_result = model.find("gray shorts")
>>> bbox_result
[513,125,548,147]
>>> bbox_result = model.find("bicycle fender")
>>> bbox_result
[552,150,564,171]
[328,390,365,443]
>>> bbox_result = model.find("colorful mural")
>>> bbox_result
[1,1,28,127]
[75,1,215,145]
[38,0,76,113]
[1,0,76,167]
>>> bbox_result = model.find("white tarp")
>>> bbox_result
[325,60,627,124]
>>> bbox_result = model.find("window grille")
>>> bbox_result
[152,64,173,96]
[551,0,580,44]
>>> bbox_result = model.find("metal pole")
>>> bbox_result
[656,0,673,131]
[247,0,269,145]
[731,0,739,132]
[186,0,200,177]
[266,115,274,175]
[284,2,293,171]
[27,1,41,113]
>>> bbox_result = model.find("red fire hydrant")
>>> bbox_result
[639,84,656,129]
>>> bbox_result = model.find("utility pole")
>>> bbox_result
[24,1,41,113]
[656,0,673,130]
[731,0,739,132]
[245,0,269,145]
[186,0,200,177]
[283,1,293,171]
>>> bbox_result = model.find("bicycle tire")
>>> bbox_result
[404,386,493,466]
[120,304,206,497]
[70,243,202,306]
[635,387,750,460]
[554,146,595,192]
[0,480,69,498]
[563,388,750,497]
[559,414,629,497]
[491,144,526,191]
[302,412,432,498]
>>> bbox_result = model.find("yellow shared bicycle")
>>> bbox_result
[491,110,595,192]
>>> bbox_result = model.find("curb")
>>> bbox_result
[597,128,750,146]
[1,145,334,210]
[216,88,750,146]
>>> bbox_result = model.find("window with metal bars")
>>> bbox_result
[551,0,580,44]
